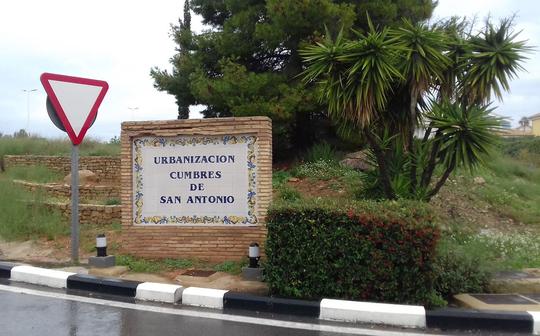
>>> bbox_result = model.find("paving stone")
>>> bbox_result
[471,294,536,305]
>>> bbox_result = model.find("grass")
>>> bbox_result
[303,142,339,163]
[0,174,67,240]
[0,134,120,160]
[277,186,302,201]
[439,227,540,271]
[464,154,540,226]
[4,165,62,183]
[104,198,121,205]
[213,260,246,275]
[116,255,246,275]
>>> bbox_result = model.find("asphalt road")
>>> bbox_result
[0,285,522,336]
[0,287,375,336]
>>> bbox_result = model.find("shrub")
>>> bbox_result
[265,199,440,306]
[500,137,540,166]
[304,142,338,163]
[433,248,491,302]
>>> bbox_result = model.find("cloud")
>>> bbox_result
[0,0,538,138]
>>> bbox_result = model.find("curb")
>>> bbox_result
[426,308,533,333]
[0,262,16,279]
[224,292,320,317]
[0,261,538,334]
[67,274,141,297]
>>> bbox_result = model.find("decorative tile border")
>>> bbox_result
[132,135,258,226]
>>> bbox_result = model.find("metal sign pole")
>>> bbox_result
[71,144,80,264]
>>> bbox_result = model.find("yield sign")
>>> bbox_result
[40,73,108,145]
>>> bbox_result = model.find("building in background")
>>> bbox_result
[529,113,540,136]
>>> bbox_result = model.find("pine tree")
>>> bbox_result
[152,0,436,154]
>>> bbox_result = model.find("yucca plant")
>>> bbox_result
[302,23,403,198]
[423,101,503,200]
[464,18,530,105]
[301,17,529,201]
[391,20,451,194]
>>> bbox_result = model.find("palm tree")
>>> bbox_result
[518,117,530,131]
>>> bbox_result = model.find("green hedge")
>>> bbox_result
[265,199,440,305]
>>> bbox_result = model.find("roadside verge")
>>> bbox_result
[0,261,538,334]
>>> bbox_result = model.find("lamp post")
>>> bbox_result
[242,242,263,281]
[128,106,139,120]
[22,89,37,132]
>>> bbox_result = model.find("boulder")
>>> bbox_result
[473,176,486,185]
[340,150,372,171]
[63,169,99,185]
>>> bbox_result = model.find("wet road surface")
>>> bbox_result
[0,285,523,336]
[0,287,372,336]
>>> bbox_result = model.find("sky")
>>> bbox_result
[0,0,539,141]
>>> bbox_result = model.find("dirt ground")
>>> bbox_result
[281,175,531,234]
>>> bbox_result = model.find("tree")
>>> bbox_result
[519,116,530,131]
[301,18,529,200]
[151,0,437,155]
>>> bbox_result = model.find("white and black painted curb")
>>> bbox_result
[1,262,539,334]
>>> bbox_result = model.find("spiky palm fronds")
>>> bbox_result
[464,18,530,105]
[301,25,402,128]
[428,101,502,170]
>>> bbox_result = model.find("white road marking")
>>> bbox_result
[0,284,441,336]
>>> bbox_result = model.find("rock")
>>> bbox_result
[64,170,99,185]
[288,177,300,182]
[340,150,372,171]
[473,176,486,185]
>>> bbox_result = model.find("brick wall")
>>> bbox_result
[14,180,119,201]
[4,155,120,185]
[121,117,272,261]
[44,203,121,225]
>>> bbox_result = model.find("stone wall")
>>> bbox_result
[44,202,121,225]
[4,155,120,185]
[121,117,272,261]
[14,180,119,201]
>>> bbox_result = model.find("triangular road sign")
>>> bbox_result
[40,73,108,145]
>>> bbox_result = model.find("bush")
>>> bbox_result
[433,248,491,302]
[500,137,540,166]
[265,199,440,306]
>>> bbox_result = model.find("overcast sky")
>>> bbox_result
[0,0,538,141]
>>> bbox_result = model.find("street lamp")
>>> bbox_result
[22,88,37,132]
[128,106,139,120]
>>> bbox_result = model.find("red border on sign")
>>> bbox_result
[40,73,109,145]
